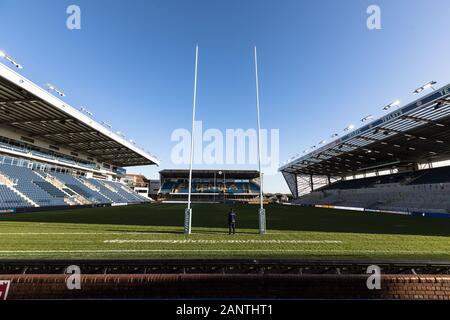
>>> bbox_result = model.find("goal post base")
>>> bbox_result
[258,208,266,235]
[184,208,192,235]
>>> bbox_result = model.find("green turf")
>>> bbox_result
[0,203,448,260]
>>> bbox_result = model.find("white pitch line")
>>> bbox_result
[0,249,448,255]
[0,232,174,235]
[103,239,343,244]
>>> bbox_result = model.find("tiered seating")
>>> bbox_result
[65,184,93,199]
[160,181,175,193]
[80,177,128,203]
[164,181,261,194]
[103,180,146,202]
[50,172,110,203]
[0,185,30,209]
[249,182,261,193]
[0,163,149,209]
[33,180,66,198]
[296,166,450,212]
[410,166,450,185]
[0,164,65,207]
[62,188,76,196]
[319,171,420,191]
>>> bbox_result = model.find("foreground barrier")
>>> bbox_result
[1,274,449,300]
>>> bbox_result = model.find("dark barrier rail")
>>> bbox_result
[1,259,449,275]
[1,274,449,300]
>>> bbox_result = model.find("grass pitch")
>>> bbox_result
[0,203,449,260]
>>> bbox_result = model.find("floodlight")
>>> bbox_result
[0,50,23,69]
[101,121,112,129]
[361,115,373,122]
[79,106,93,117]
[47,83,65,97]
[344,124,354,131]
[383,100,400,110]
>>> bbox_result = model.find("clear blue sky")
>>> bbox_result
[1,0,450,192]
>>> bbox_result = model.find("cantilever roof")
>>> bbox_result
[279,83,450,176]
[0,62,159,167]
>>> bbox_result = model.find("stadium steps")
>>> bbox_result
[60,187,86,205]
[4,184,38,207]
[121,184,150,202]
[406,171,434,185]
[0,172,15,186]
[0,184,31,209]
[32,180,66,198]
[45,173,91,205]
[76,177,113,203]
[102,180,148,203]
[65,184,93,200]
[100,180,144,201]
[87,178,129,203]
[43,174,73,198]
[0,165,58,207]
[48,172,109,203]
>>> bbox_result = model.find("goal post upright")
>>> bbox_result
[254,46,267,235]
[185,44,199,235]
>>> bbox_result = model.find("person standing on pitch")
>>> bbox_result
[228,208,237,235]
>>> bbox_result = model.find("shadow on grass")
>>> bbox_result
[0,203,449,237]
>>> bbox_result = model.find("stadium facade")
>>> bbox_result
[279,83,450,215]
[0,60,159,212]
[158,169,262,203]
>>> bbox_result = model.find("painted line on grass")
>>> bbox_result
[0,232,176,235]
[0,249,448,255]
[103,239,343,244]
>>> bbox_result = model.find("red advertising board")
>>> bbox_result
[0,280,11,300]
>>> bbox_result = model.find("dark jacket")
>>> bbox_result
[228,211,236,224]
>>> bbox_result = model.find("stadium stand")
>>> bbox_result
[103,180,148,202]
[280,81,450,214]
[0,164,66,207]
[49,171,110,204]
[33,180,66,198]
[80,177,128,203]
[158,170,261,203]
[161,181,260,194]
[0,160,150,209]
[0,185,30,209]
[0,58,159,211]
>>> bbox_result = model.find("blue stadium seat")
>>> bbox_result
[49,172,110,204]
[80,177,128,203]
[163,181,261,194]
[102,180,148,203]
[0,184,30,209]
[0,164,66,207]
